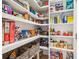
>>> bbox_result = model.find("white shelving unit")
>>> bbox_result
[3,0,48,20]
[2,0,49,56]
[49,0,76,59]
[2,0,76,59]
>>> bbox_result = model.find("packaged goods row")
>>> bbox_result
[50,0,73,12]
[50,28,73,36]
[50,12,73,24]
[50,38,73,50]
[50,49,73,59]
[2,21,37,45]
[2,21,49,46]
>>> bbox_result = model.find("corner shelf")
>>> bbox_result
[2,35,48,54]
[4,0,48,20]
[2,13,49,26]
[50,47,74,52]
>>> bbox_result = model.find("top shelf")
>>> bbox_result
[50,9,74,14]
[17,0,48,12]
[27,0,48,12]
[3,0,48,20]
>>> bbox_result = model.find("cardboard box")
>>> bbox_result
[9,21,15,43]
[67,16,73,23]
[4,21,10,45]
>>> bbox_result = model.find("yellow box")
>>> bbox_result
[67,16,74,23]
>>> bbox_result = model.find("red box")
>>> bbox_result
[4,21,15,44]
[4,33,10,41]
[4,21,10,45]
[9,21,15,43]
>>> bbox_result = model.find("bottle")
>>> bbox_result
[30,7,36,14]
[59,51,63,59]
[52,28,55,35]
[50,28,53,35]
[54,17,57,24]
[57,16,61,24]
[50,17,53,24]
[62,16,67,23]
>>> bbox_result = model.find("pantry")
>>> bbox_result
[2,0,76,59]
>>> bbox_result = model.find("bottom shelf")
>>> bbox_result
[50,48,74,59]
